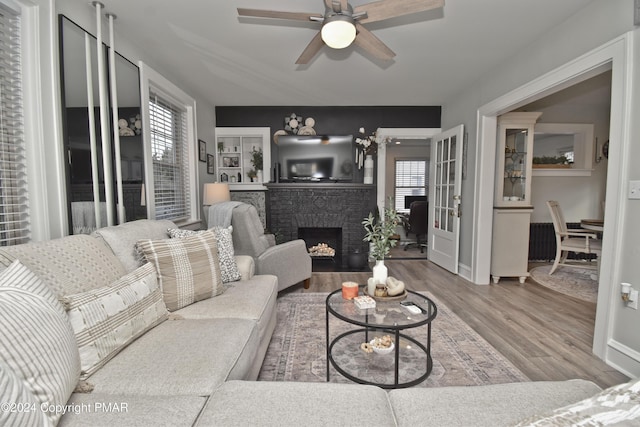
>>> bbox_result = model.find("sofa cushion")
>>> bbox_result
[61,263,169,380]
[93,219,177,272]
[515,378,640,426]
[0,260,80,426]
[0,234,127,297]
[389,379,602,427]
[168,226,241,283]
[86,318,259,396]
[136,231,224,311]
[175,274,278,341]
[59,393,207,427]
[0,361,49,427]
[199,380,396,427]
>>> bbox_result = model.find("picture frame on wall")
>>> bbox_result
[207,154,215,174]
[199,139,207,162]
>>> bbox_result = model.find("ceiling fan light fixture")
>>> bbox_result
[321,15,356,49]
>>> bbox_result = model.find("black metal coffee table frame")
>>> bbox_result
[325,287,437,389]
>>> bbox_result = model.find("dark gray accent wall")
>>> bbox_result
[216,106,441,182]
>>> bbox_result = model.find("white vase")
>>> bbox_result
[257,170,263,183]
[372,260,388,285]
[363,155,374,184]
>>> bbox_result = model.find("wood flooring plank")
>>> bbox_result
[291,259,629,388]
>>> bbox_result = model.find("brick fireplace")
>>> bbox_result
[266,183,377,268]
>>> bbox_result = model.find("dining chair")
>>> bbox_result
[547,200,602,275]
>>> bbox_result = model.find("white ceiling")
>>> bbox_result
[76,0,596,107]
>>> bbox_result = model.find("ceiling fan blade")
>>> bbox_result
[353,23,395,61]
[238,8,322,22]
[295,32,325,64]
[354,0,444,24]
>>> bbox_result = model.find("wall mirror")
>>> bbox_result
[532,123,594,176]
[59,15,146,234]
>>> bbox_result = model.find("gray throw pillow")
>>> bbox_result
[167,227,242,283]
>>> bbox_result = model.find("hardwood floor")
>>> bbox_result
[284,259,628,389]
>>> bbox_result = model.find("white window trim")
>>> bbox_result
[139,61,199,226]
[6,0,67,240]
[394,158,428,213]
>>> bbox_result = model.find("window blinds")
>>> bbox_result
[149,92,190,221]
[395,160,427,212]
[0,5,28,246]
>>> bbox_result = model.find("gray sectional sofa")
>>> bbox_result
[0,219,636,426]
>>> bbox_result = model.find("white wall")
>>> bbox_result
[442,0,639,376]
[526,76,611,222]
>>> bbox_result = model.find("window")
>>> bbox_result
[0,4,28,245]
[149,93,190,221]
[140,62,198,225]
[395,159,428,213]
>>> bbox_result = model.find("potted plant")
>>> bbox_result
[217,142,224,154]
[362,200,401,287]
[250,147,263,182]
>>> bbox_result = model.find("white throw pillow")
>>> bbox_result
[0,260,80,426]
[167,226,241,283]
[61,263,169,379]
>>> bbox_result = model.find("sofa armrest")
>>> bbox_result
[235,255,255,281]
[257,240,311,291]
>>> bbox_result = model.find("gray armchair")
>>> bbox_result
[229,203,311,291]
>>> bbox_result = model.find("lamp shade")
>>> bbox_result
[203,183,230,205]
[321,15,356,49]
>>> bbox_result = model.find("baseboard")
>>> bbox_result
[458,263,472,283]
[606,339,640,378]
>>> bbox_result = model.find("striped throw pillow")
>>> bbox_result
[136,230,224,311]
[0,260,80,426]
[61,263,169,379]
[0,361,49,427]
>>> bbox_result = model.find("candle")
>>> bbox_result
[341,281,359,300]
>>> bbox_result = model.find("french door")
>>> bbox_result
[428,125,464,274]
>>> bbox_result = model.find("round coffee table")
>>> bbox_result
[325,287,437,389]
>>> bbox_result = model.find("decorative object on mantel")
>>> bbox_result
[355,127,389,174]
[284,113,302,134]
[298,117,317,135]
[363,155,374,184]
[273,130,287,145]
[362,201,401,288]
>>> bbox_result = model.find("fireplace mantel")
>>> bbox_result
[265,183,374,190]
[266,184,377,267]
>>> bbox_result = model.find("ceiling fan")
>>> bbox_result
[238,0,444,64]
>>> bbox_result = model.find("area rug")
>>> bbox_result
[258,292,528,388]
[530,265,598,303]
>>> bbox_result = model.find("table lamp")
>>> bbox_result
[203,183,230,205]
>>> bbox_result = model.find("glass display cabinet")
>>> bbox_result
[494,112,542,206]
[491,112,541,284]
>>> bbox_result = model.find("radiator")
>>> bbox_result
[529,223,597,262]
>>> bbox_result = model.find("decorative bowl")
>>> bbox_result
[370,339,394,355]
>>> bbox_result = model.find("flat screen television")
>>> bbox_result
[276,135,354,182]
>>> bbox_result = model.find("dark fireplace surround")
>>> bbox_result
[266,184,377,267]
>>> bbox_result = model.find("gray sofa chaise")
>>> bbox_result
[0,219,636,427]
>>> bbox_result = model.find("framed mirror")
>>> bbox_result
[532,123,594,176]
[59,15,145,234]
